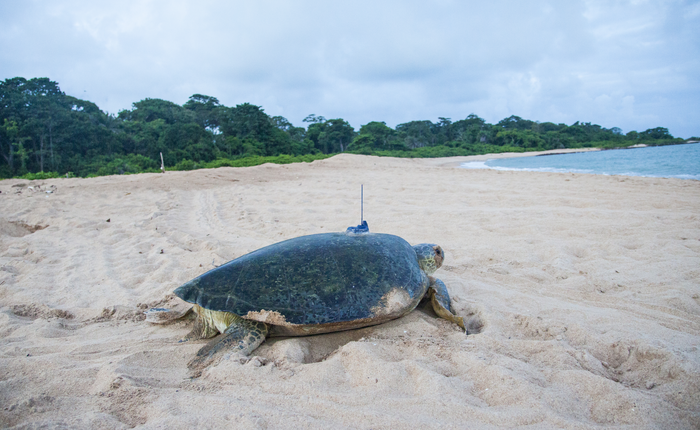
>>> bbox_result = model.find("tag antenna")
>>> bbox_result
[361,184,364,224]
[346,184,369,234]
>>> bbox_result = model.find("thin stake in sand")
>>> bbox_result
[160,152,165,173]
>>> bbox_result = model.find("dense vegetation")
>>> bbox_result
[0,77,686,179]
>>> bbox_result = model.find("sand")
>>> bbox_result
[1,153,698,429]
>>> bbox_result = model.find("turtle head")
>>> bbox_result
[413,243,444,275]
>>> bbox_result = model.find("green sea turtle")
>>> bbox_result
[147,232,464,368]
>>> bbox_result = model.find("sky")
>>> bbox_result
[1,0,699,137]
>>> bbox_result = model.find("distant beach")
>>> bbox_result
[423,147,602,168]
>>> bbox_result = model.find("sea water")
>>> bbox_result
[460,143,700,180]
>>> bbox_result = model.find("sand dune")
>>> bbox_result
[1,153,698,428]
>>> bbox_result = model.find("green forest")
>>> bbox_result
[0,77,687,180]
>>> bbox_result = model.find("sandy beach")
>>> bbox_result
[1,152,699,429]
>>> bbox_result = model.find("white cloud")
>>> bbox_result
[0,0,698,136]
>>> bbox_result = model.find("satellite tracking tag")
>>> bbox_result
[347,220,369,234]
[346,185,370,234]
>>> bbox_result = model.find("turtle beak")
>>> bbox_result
[433,245,444,269]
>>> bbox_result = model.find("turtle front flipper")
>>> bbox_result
[428,278,466,332]
[188,315,269,370]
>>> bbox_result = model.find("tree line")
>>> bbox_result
[0,77,685,179]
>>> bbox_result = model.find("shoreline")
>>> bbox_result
[427,143,699,181]
[421,147,601,168]
[6,142,698,183]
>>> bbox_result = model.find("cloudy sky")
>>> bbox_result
[1,0,698,137]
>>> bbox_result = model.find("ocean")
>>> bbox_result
[460,143,700,180]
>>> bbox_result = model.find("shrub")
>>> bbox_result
[20,171,62,180]
[172,159,198,171]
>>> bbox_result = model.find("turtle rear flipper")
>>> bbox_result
[144,305,193,324]
[428,278,465,332]
[179,315,219,342]
[188,315,269,370]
